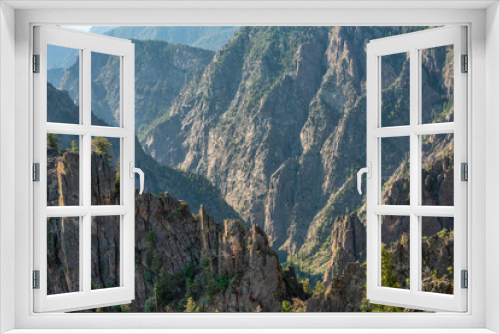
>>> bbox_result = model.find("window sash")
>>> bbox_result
[366,26,467,312]
[32,25,136,313]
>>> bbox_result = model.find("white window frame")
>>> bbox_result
[0,1,498,333]
[365,26,467,312]
[33,25,136,312]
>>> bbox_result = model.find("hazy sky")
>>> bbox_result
[60,26,92,32]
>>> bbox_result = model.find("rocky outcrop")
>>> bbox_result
[48,80,240,223]
[306,262,366,312]
[46,151,300,312]
[323,213,365,286]
[309,215,453,312]
[60,40,215,135]
[134,194,295,312]
[138,27,449,276]
[53,27,454,280]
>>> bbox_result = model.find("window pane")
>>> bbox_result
[421,133,454,206]
[91,215,120,290]
[381,215,410,289]
[91,52,121,127]
[47,134,80,207]
[381,52,410,127]
[421,45,454,124]
[47,45,80,124]
[381,137,410,205]
[91,136,121,205]
[47,216,80,295]
[421,217,454,295]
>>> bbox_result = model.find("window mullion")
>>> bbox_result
[409,47,420,295]
[82,48,92,295]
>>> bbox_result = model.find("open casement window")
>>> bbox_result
[33,26,138,312]
[364,26,467,312]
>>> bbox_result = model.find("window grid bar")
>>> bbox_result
[409,47,420,295]
[46,206,130,217]
[46,123,130,138]
[82,48,92,295]
[373,123,454,138]
[373,205,454,217]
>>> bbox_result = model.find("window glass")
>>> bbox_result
[91,52,121,127]
[421,45,454,124]
[47,134,80,207]
[421,217,454,295]
[92,216,121,290]
[381,137,410,205]
[381,215,410,290]
[47,44,80,124]
[381,52,410,127]
[91,136,121,206]
[47,217,80,295]
[421,134,454,206]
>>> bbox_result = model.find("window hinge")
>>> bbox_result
[461,270,468,289]
[461,162,468,181]
[461,54,468,73]
[33,54,40,73]
[33,270,40,289]
[33,163,40,182]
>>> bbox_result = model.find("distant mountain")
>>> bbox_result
[47,82,239,222]
[48,26,234,72]
[102,26,239,51]
[139,26,449,275]
[54,26,452,279]
[89,26,117,34]
[46,44,79,70]
[60,40,214,136]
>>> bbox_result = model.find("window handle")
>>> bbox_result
[357,162,372,195]
[129,162,145,194]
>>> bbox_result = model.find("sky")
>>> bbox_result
[60,26,92,32]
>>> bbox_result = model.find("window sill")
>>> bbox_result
[4,330,498,334]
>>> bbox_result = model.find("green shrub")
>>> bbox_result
[47,133,59,150]
[144,297,156,312]
[183,260,196,280]
[215,274,230,293]
[281,300,292,312]
[155,269,174,305]
[91,137,112,154]
[314,281,325,295]
[71,140,79,153]
[185,297,196,312]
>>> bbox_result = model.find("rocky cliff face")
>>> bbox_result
[46,151,302,311]
[59,40,214,135]
[322,213,365,287]
[47,82,239,223]
[139,26,445,273]
[45,26,456,312]
[103,26,240,52]
[46,133,453,312]
[54,27,453,279]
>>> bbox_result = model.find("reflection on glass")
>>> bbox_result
[421,133,454,206]
[381,137,410,205]
[91,215,120,290]
[381,215,410,289]
[91,52,121,127]
[421,45,454,124]
[381,52,410,127]
[47,134,80,207]
[91,136,121,205]
[47,216,80,295]
[47,45,80,124]
[421,217,454,295]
